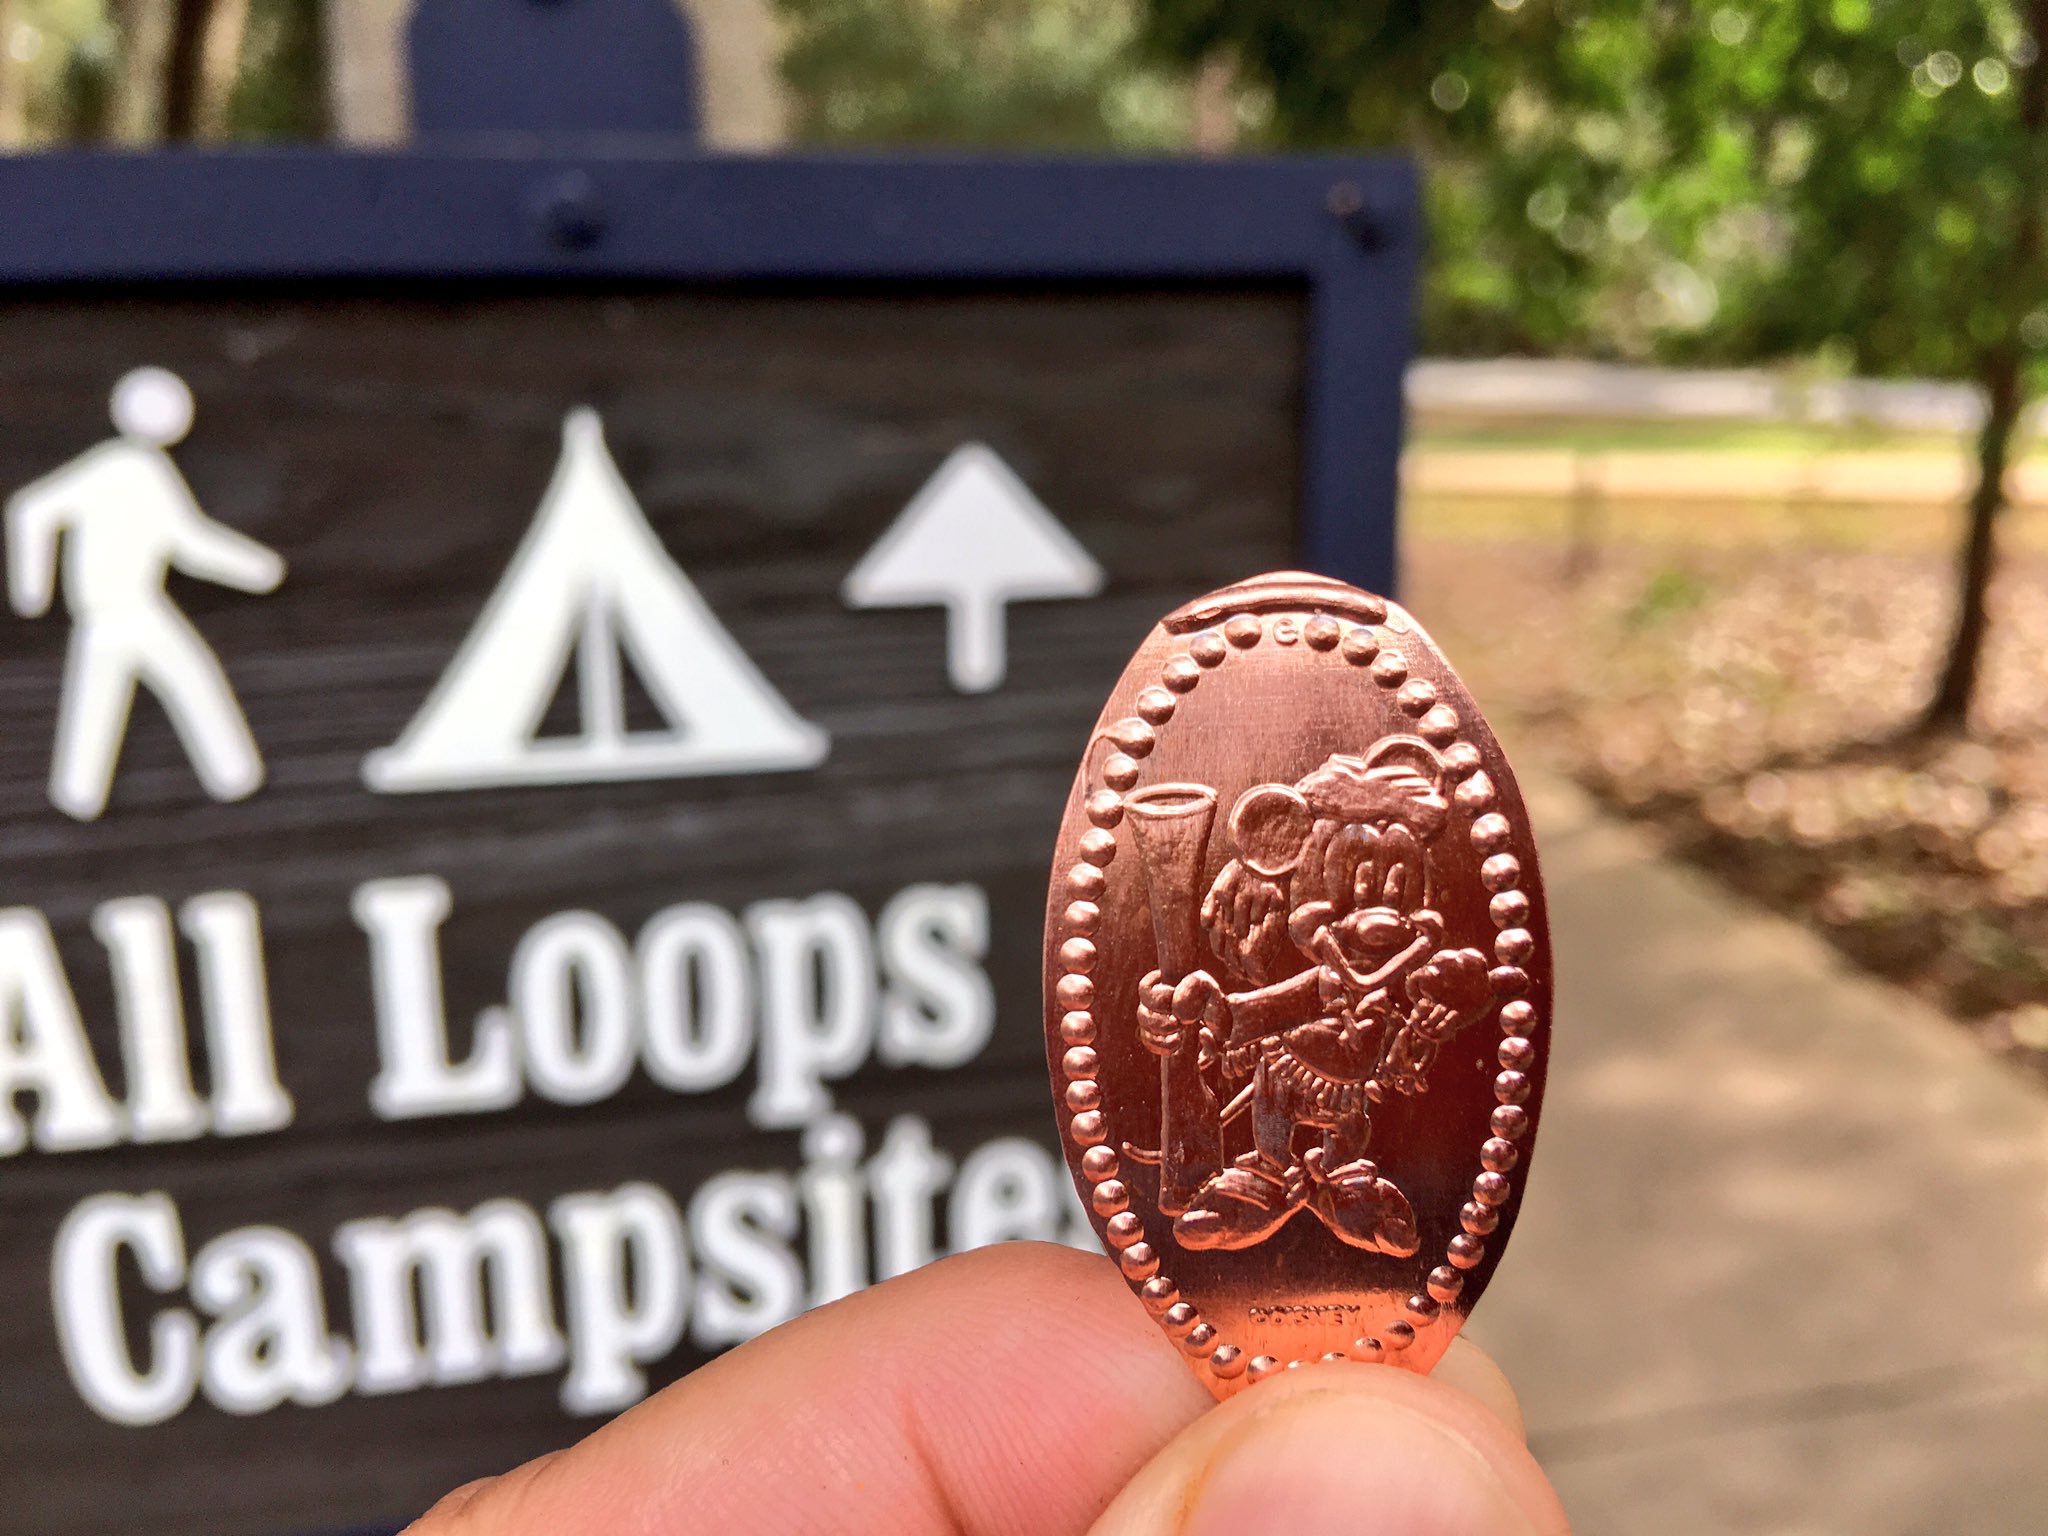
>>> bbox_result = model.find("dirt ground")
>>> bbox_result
[1404,518,2048,1083]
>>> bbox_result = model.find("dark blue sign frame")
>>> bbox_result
[0,151,1416,594]
[0,139,1414,1536]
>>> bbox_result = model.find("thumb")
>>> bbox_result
[1087,1342,1568,1536]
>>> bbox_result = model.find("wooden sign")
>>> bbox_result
[0,151,1414,1534]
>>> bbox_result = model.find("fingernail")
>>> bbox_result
[1179,1387,1541,1536]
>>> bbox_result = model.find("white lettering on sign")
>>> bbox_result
[0,367,1157,1455]
[0,892,292,1156]
[49,1119,1095,1428]
[357,876,992,1131]
[841,443,1103,693]
[363,409,828,794]
[746,893,878,1130]
[355,877,523,1120]
[3,367,285,821]
[552,1182,692,1414]
[188,1224,351,1416]
[51,1192,198,1426]
[92,898,207,1144]
[0,909,124,1155]
[334,1201,565,1396]
[179,891,295,1137]
[637,903,754,1093]
[875,883,994,1070]
[688,1170,804,1349]
[951,1137,1073,1251]
[867,1114,953,1282]
[797,1113,869,1308]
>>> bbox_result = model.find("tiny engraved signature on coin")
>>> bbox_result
[1247,1303,1362,1324]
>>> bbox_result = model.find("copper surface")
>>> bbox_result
[1044,572,1550,1397]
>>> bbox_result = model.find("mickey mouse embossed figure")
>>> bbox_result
[1130,740,1496,1257]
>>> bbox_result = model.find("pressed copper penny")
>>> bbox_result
[1044,571,1550,1397]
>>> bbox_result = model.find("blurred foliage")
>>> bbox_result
[1138,0,2048,725]
[2,0,320,144]
[777,0,1198,149]
[223,0,322,140]
[5,0,107,142]
[1623,564,1714,629]
[1136,0,2048,380]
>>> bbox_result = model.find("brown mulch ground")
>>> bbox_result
[1405,536,2048,1083]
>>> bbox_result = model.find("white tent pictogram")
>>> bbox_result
[363,408,828,793]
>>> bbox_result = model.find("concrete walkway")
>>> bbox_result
[1473,772,2048,1536]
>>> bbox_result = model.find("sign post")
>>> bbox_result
[0,7,1417,1532]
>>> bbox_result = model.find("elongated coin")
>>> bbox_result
[1044,572,1549,1396]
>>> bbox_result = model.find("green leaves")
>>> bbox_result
[1125,0,2048,383]
[777,0,2048,390]
[777,0,1195,149]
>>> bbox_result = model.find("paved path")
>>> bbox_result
[1474,772,2048,1536]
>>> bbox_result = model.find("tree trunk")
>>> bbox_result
[1563,448,1602,584]
[198,0,250,136]
[108,0,176,143]
[1921,0,2048,733]
[1191,55,1239,154]
[161,0,214,139]
[1920,355,2022,734]
[323,0,406,142]
[685,0,790,149]
[162,0,246,139]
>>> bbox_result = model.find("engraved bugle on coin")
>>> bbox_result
[1044,572,1549,1398]
[1121,784,1224,1217]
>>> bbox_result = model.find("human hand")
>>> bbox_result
[405,1242,1568,1536]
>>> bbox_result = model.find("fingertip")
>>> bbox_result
[1431,1333,1527,1440]
[1090,1360,1567,1536]
[402,1453,566,1536]
[401,1481,483,1535]
[402,1476,499,1535]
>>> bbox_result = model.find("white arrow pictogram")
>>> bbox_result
[841,443,1104,693]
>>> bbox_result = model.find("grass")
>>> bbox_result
[1402,490,2048,556]
[1408,413,2026,458]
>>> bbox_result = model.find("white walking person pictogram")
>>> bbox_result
[5,367,285,821]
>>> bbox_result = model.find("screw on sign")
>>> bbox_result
[1044,571,1549,1394]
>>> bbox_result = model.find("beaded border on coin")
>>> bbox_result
[1052,598,1541,1385]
